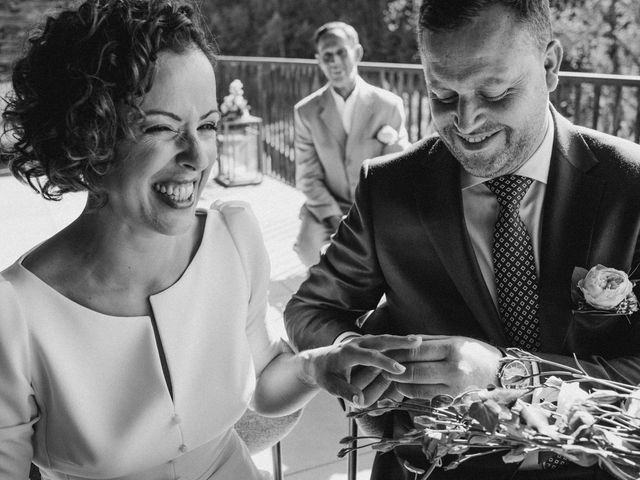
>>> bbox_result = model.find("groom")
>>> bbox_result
[285,0,640,479]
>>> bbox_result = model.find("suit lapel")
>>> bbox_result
[411,141,507,344]
[346,83,374,159]
[318,86,347,150]
[538,108,604,352]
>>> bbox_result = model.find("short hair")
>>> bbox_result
[418,0,552,52]
[313,21,359,49]
[2,0,216,203]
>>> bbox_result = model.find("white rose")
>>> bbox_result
[376,125,399,145]
[578,264,634,310]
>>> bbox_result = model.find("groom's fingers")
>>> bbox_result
[356,334,423,352]
[385,361,447,384]
[386,339,450,363]
[395,382,449,399]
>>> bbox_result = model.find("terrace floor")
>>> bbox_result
[0,168,375,480]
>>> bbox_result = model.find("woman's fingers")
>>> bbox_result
[338,345,406,375]
[350,366,382,388]
[320,374,364,404]
[358,374,392,407]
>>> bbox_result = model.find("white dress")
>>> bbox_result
[0,201,284,479]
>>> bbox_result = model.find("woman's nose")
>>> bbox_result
[178,132,212,171]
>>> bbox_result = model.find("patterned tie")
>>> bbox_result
[488,176,567,469]
[486,175,541,352]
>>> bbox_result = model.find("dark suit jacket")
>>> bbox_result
[284,108,640,479]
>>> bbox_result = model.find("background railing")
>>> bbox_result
[216,56,640,186]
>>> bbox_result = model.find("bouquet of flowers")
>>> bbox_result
[339,265,640,480]
[341,351,640,479]
[220,79,250,119]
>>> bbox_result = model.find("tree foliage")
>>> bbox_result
[200,0,421,63]
[201,0,640,75]
[551,0,640,75]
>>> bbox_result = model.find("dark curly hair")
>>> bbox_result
[1,0,216,203]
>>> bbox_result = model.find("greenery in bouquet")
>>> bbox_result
[220,79,250,120]
[339,349,640,480]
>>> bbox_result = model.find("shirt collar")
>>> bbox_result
[330,75,362,107]
[460,109,554,190]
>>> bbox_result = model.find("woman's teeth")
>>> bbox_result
[153,182,195,201]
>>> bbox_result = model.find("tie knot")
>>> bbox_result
[487,175,533,208]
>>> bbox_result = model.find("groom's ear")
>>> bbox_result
[544,39,563,93]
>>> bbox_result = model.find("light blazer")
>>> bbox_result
[285,107,640,477]
[294,77,409,221]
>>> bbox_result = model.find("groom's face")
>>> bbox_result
[421,4,561,178]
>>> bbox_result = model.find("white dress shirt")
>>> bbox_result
[461,110,555,308]
[329,76,363,134]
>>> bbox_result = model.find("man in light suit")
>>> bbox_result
[285,1,640,479]
[293,21,409,267]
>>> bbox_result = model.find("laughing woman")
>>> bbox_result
[0,1,417,479]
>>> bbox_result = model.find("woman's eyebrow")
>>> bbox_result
[201,109,220,120]
[143,109,181,121]
[142,109,221,121]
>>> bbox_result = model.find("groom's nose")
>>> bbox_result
[453,96,486,134]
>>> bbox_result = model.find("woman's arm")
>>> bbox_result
[251,335,422,416]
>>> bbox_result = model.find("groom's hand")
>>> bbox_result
[385,335,502,399]
[299,335,422,404]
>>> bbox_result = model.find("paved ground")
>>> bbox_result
[0,169,374,479]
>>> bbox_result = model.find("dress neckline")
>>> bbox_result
[15,208,211,319]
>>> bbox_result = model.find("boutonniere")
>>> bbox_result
[571,264,639,315]
[375,125,399,145]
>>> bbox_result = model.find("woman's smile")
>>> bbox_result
[152,180,197,208]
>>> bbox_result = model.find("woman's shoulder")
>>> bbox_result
[1,257,33,292]
[0,269,30,329]
[207,198,254,216]
[205,199,262,237]
[16,233,76,294]
[204,199,268,276]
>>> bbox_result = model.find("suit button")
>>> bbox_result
[179,444,187,453]
[172,414,181,424]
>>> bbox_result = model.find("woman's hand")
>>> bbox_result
[297,335,423,406]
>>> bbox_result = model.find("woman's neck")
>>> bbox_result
[68,207,202,292]
[23,201,205,316]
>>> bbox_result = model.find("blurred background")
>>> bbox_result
[2,1,640,73]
